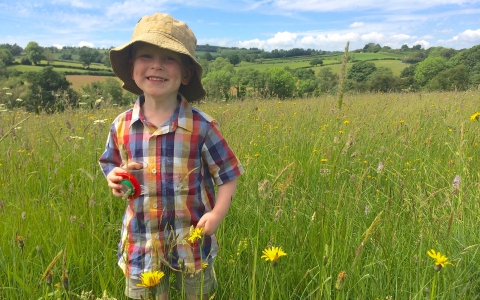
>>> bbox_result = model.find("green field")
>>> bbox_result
[237,58,407,77]
[9,65,101,74]
[1,91,479,299]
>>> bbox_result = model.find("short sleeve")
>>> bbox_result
[98,123,122,177]
[201,121,244,185]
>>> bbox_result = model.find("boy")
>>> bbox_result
[98,13,244,299]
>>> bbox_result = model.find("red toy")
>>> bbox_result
[118,172,141,200]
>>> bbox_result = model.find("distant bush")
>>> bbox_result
[20,57,31,65]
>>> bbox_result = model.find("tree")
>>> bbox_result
[23,66,78,113]
[0,60,5,79]
[400,64,417,78]
[448,44,480,70]
[426,64,469,91]
[227,52,241,66]
[0,49,13,65]
[206,57,234,73]
[414,56,447,85]
[25,41,44,65]
[60,52,73,60]
[297,79,317,96]
[81,77,127,106]
[367,67,399,92]
[372,44,381,53]
[294,68,316,81]
[201,52,214,61]
[427,46,457,60]
[265,67,296,99]
[401,44,410,51]
[398,64,419,91]
[78,47,100,68]
[231,69,252,99]
[316,67,338,94]
[347,61,377,82]
[363,43,376,52]
[0,43,23,56]
[309,58,323,67]
[44,49,55,65]
[202,70,233,100]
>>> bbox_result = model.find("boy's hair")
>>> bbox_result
[109,13,206,102]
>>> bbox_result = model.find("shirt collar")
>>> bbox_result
[130,94,194,132]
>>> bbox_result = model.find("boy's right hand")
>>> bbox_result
[106,162,143,198]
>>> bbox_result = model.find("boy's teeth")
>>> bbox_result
[149,77,165,81]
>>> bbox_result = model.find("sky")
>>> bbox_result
[1,0,480,52]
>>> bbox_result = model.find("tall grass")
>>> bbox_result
[0,91,479,299]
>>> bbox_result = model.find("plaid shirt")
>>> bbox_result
[99,95,244,277]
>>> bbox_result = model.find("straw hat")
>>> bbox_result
[110,13,206,102]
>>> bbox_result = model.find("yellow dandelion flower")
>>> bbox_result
[343,120,350,124]
[187,227,204,243]
[261,246,287,263]
[321,158,328,162]
[335,271,347,290]
[470,112,480,122]
[201,261,208,269]
[136,270,164,288]
[427,249,453,271]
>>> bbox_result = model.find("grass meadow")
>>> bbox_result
[0,91,479,299]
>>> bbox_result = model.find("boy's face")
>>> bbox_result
[130,43,193,102]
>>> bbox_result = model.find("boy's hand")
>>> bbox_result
[196,211,223,236]
[106,162,143,198]
[196,178,238,235]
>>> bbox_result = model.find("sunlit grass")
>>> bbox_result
[0,91,479,299]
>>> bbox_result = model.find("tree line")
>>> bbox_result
[0,41,478,114]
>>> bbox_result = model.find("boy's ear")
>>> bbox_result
[181,65,194,85]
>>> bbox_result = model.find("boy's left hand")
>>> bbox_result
[196,211,223,236]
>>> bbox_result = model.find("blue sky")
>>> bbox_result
[1,0,480,51]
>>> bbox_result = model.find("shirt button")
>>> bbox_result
[153,204,157,209]
[152,169,157,174]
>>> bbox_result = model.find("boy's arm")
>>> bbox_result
[196,178,238,235]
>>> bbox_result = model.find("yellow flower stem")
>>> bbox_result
[430,272,437,300]
[200,235,204,299]
[269,267,275,300]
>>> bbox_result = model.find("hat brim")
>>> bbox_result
[110,32,206,102]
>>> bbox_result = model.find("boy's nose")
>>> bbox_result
[151,57,163,70]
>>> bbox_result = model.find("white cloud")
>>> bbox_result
[452,28,480,41]
[270,0,480,12]
[421,35,434,40]
[412,40,430,48]
[78,41,95,47]
[267,31,297,46]
[390,34,415,42]
[105,0,171,20]
[53,44,65,49]
[69,0,93,8]
[350,22,365,28]
[237,38,265,49]
[237,31,362,51]
[361,32,385,42]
